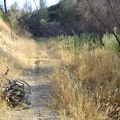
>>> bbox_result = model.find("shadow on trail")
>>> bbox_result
[29,80,57,119]
[20,65,54,108]
[30,82,53,108]
[21,65,53,77]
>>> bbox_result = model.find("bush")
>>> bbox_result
[103,33,120,51]
[51,42,120,119]
[0,10,3,18]
[7,12,20,32]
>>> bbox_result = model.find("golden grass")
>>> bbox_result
[0,18,38,105]
[51,44,120,120]
[0,19,11,36]
[0,18,38,68]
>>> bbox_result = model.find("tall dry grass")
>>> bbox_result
[0,18,38,68]
[0,18,38,106]
[51,44,120,120]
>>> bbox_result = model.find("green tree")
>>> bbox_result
[48,0,78,23]
[61,0,78,23]
[7,2,21,33]
[39,0,46,9]
[10,2,21,18]
[22,0,32,13]
[86,0,120,45]
[0,4,3,17]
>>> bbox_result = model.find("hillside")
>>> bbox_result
[0,18,37,67]
[0,18,58,120]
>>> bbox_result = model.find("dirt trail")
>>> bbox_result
[0,50,58,120]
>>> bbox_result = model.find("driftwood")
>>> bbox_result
[0,67,32,108]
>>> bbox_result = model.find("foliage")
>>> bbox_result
[0,9,3,18]
[19,1,48,37]
[103,33,120,51]
[60,0,78,24]
[0,5,3,18]
[56,34,101,54]
[1,0,120,44]
[39,0,46,9]
[2,2,21,32]
[22,0,32,13]
[39,7,48,20]
[7,11,20,32]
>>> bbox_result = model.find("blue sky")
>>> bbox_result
[0,0,59,9]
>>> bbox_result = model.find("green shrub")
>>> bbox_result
[8,13,19,31]
[0,10,3,18]
[103,33,120,51]
[56,33,103,55]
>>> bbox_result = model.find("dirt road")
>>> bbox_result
[0,50,58,120]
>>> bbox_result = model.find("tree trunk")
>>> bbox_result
[4,0,7,14]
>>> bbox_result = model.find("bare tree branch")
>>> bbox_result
[33,0,39,10]
[108,0,120,29]
[86,0,120,45]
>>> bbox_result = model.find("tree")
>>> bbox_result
[4,0,7,14]
[48,0,78,23]
[48,3,62,22]
[107,0,120,29]
[33,0,38,10]
[0,4,3,17]
[10,2,21,17]
[22,0,32,13]
[7,2,21,34]
[86,0,120,45]
[39,0,46,9]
